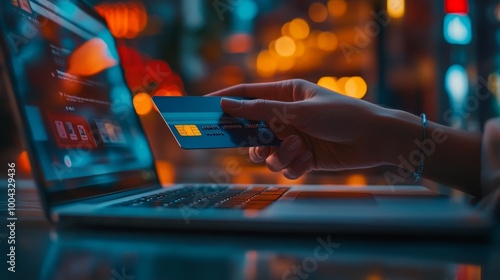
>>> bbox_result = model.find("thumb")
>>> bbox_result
[221,98,297,123]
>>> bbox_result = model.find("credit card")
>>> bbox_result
[152,96,282,149]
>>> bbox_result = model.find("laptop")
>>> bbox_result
[0,0,495,236]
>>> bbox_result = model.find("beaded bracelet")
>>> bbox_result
[414,113,427,183]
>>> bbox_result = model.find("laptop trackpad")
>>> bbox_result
[292,191,377,206]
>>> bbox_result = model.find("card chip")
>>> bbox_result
[175,125,201,136]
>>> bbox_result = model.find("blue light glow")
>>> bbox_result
[236,0,258,20]
[444,14,471,45]
[445,65,468,104]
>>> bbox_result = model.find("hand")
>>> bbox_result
[481,118,500,197]
[208,79,392,179]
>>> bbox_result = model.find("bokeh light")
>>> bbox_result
[257,50,278,77]
[346,174,367,187]
[275,36,296,57]
[327,0,347,17]
[281,22,292,37]
[444,14,472,45]
[133,92,153,115]
[488,73,500,98]
[95,2,148,39]
[318,76,368,99]
[224,33,253,53]
[336,77,350,95]
[307,30,321,48]
[293,40,306,57]
[277,56,295,71]
[155,160,175,185]
[309,2,328,23]
[445,65,468,104]
[18,151,31,174]
[345,76,368,99]
[444,0,469,14]
[289,18,310,40]
[317,76,340,92]
[67,38,117,77]
[236,0,258,20]
[154,84,182,96]
[317,32,338,51]
[387,0,405,19]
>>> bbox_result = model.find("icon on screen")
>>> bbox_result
[96,121,110,143]
[65,122,78,140]
[64,155,72,168]
[54,121,68,139]
[112,125,126,144]
[77,125,88,141]
[104,122,118,143]
[49,113,97,148]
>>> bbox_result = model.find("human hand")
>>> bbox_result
[481,118,500,197]
[208,79,393,179]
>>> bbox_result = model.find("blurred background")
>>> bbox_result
[2,0,500,189]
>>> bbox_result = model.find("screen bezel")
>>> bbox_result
[0,0,161,212]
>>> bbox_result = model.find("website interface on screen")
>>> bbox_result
[1,0,155,192]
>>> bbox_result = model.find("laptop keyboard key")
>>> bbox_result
[110,185,287,210]
[250,194,281,201]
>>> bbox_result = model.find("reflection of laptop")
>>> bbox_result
[0,0,494,236]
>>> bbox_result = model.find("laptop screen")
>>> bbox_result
[0,0,158,204]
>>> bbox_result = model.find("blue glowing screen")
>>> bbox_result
[1,0,156,194]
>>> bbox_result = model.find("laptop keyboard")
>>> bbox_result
[111,186,289,210]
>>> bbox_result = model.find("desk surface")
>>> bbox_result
[3,222,499,280]
[1,183,500,280]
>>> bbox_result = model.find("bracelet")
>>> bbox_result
[414,113,427,183]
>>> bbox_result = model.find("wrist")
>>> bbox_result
[372,107,423,168]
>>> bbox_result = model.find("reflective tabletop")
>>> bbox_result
[1,219,497,280]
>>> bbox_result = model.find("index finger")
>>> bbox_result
[206,80,298,102]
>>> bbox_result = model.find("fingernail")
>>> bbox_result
[298,152,312,163]
[286,136,301,152]
[221,98,242,109]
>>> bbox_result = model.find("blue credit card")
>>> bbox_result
[152,96,282,149]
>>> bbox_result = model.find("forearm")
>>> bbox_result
[376,109,482,196]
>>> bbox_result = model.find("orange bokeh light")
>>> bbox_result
[317,76,340,92]
[274,36,296,57]
[387,0,405,19]
[256,50,277,77]
[318,76,368,99]
[317,32,338,51]
[133,92,153,115]
[95,2,148,39]
[327,0,348,17]
[67,38,117,77]
[346,174,367,187]
[18,151,31,174]
[155,160,176,185]
[154,84,182,97]
[309,2,328,23]
[288,18,310,40]
[345,76,368,99]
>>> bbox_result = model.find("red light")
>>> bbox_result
[445,0,468,14]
